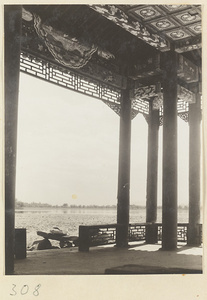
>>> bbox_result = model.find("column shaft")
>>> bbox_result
[188,90,201,245]
[146,103,159,223]
[5,5,22,274]
[146,103,159,243]
[162,50,178,251]
[116,88,131,247]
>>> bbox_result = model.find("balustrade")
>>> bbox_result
[78,223,202,251]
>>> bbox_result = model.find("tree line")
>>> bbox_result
[15,199,189,210]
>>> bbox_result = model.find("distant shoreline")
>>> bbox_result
[15,200,190,210]
[15,205,189,210]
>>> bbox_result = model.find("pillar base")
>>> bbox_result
[160,245,177,251]
[116,224,129,248]
[161,234,177,251]
[114,243,129,248]
[146,223,158,244]
[187,224,202,246]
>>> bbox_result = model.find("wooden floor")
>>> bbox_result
[14,241,202,275]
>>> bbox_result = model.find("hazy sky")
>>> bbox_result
[16,73,190,206]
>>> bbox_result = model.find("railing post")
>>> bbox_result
[15,228,27,259]
[79,226,90,252]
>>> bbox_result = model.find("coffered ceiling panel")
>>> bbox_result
[118,4,201,52]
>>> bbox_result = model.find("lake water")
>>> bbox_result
[15,207,190,247]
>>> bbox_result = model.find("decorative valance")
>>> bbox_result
[131,84,196,111]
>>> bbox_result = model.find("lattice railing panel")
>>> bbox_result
[158,225,162,241]
[157,223,188,242]
[129,224,146,241]
[89,226,117,246]
[79,223,202,251]
[177,224,188,242]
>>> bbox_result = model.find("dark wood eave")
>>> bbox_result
[21,4,202,91]
[22,4,158,71]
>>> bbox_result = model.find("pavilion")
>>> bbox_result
[5,4,202,274]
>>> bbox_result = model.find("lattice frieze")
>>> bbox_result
[131,84,195,124]
[159,100,189,124]
[131,97,150,115]
[20,51,122,107]
[20,52,197,124]
[101,86,121,103]
[20,52,152,120]
[132,84,194,107]
[177,98,189,113]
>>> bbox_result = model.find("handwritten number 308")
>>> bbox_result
[10,284,41,296]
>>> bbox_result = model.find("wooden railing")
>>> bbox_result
[157,223,189,242]
[79,224,118,251]
[79,223,202,251]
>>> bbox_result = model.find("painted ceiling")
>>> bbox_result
[20,4,202,122]
[91,5,201,53]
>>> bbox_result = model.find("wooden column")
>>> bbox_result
[162,50,178,251]
[146,102,159,244]
[116,88,131,247]
[5,5,22,274]
[188,88,201,246]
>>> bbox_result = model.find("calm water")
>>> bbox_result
[15,207,190,247]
